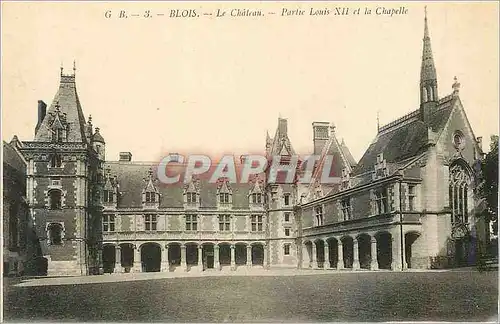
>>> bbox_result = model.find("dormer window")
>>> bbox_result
[103,190,114,203]
[50,154,62,168]
[145,191,156,203]
[251,193,262,204]
[216,178,232,207]
[186,192,197,204]
[53,129,62,143]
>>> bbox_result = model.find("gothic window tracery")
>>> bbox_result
[449,163,471,225]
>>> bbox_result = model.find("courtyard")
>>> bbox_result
[3,270,498,322]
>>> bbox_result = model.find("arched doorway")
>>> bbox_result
[120,243,134,273]
[168,243,181,270]
[185,243,198,270]
[102,245,115,273]
[252,244,264,265]
[235,243,247,267]
[202,244,215,269]
[219,243,231,268]
[405,231,424,269]
[375,232,393,270]
[141,243,161,272]
[303,241,313,268]
[357,234,372,270]
[341,236,354,269]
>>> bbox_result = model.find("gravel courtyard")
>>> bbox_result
[3,270,498,322]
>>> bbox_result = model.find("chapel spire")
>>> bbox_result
[419,7,439,122]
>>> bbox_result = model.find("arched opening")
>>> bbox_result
[48,190,62,210]
[405,231,423,269]
[252,244,264,265]
[315,240,325,268]
[327,238,338,269]
[357,234,372,270]
[141,243,161,272]
[185,243,198,269]
[375,232,393,270]
[47,223,63,245]
[102,245,115,273]
[449,162,472,226]
[219,244,231,267]
[202,244,215,269]
[235,243,247,266]
[341,236,354,269]
[120,243,134,273]
[168,243,181,270]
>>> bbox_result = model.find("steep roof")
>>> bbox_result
[34,71,87,143]
[105,161,262,209]
[353,97,455,176]
[268,118,296,156]
[3,140,26,174]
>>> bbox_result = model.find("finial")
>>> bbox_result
[73,60,76,75]
[55,101,61,111]
[452,76,461,96]
[88,115,92,124]
[60,62,64,76]
[377,111,380,132]
[95,127,100,133]
[424,6,427,19]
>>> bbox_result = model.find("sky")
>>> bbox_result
[2,2,499,162]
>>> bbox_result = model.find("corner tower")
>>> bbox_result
[19,65,105,276]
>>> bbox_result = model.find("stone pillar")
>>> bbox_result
[391,234,406,271]
[337,241,344,270]
[263,243,269,269]
[247,245,252,267]
[133,244,141,273]
[161,244,169,272]
[324,241,330,269]
[311,243,318,269]
[353,239,360,270]
[114,245,122,273]
[214,245,220,270]
[180,244,187,271]
[198,245,203,271]
[370,238,379,270]
[230,244,236,271]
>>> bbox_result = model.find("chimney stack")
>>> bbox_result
[312,121,331,155]
[119,152,132,162]
[35,100,47,134]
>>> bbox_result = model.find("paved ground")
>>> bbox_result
[3,269,498,322]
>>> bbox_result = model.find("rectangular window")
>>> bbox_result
[285,228,290,236]
[374,187,388,214]
[145,214,157,231]
[219,193,230,204]
[284,194,290,206]
[186,214,198,231]
[284,212,290,222]
[103,190,114,203]
[251,193,262,204]
[145,192,156,203]
[103,215,115,232]
[187,192,197,204]
[408,185,416,211]
[341,199,351,221]
[315,206,324,226]
[219,215,231,232]
[251,215,263,232]
[284,244,290,255]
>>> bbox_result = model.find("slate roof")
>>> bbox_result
[34,73,87,143]
[105,161,263,209]
[3,140,26,174]
[353,97,456,176]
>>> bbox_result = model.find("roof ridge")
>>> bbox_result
[378,110,420,135]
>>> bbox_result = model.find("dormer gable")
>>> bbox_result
[103,166,119,209]
[216,177,233,208]
[142,167,160,209]
[249,176,264,207]
[183,175,200,209]
[373,153,388,180]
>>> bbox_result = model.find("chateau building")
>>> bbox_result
[5,11,489,276]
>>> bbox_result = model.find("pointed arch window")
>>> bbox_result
[449,163,471,225]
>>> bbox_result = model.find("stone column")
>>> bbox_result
[133,244,141,273]
[214,245,220,270]
[263,243,269,269]
[324,241,330,269]
[114,245,122,273]
[198,245,203,271]
[370,238,379,270]
[230,244,236,271]
[353,239,360,270]
[391,234,406,271]
[311,243,318,269]
[247,245,252,267]
[161,244,169,272]
[337,241,344,270]
[180,244,187,271]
